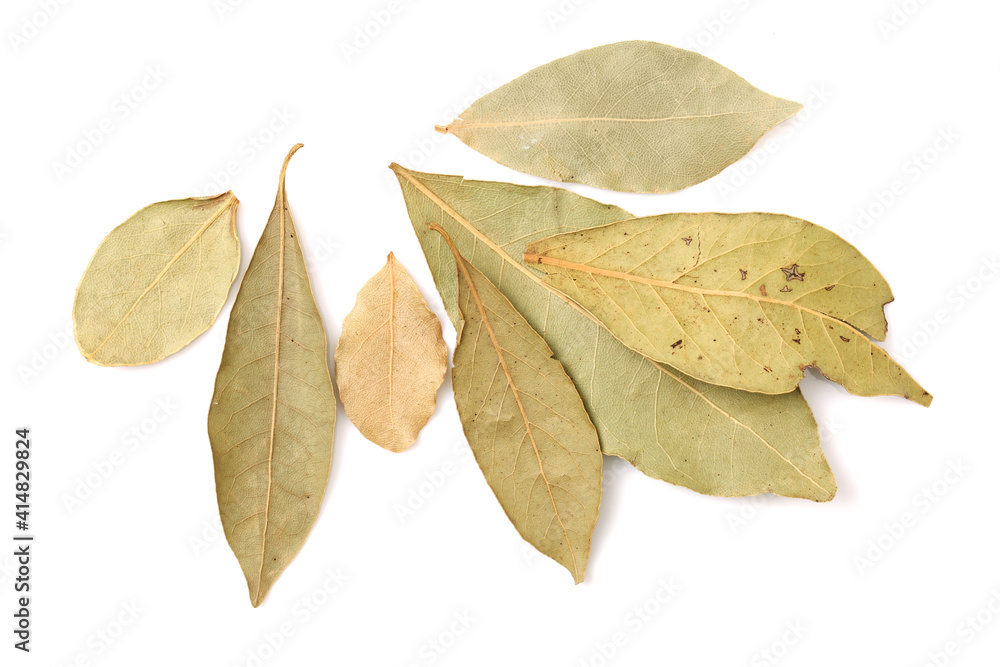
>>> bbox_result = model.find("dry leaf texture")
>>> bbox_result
[73,192,240,366]
[208,145,337,607]
[335,253,447,452]
[438,40,802,193]
[392,165,837,501]
[524,214,931,405]
[434,224,602,583]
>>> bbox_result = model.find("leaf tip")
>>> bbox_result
[782,99,805,119]
[248,575,273,608]
[434,124,450,135]
[389,162,416,183]
[815,480,837,503]
[280,144,304,181]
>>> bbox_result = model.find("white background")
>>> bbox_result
[1,0,998,665]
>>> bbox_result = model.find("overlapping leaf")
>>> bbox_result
[433,225,602,583]
[524,214,931,405]
[436,40,802,193]
[73,192,240,366]
[391,165,837,501]
[335,253,447,452]
[208,145,337,607]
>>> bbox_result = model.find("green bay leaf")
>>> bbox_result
[391,165,837,502]
[208,145,337,607]
[437,40,802,193]
[73,192,240,366]
[434,224,602,583]
[524,214,931,406]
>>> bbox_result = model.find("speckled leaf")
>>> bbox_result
[433,225,602,583]
[524,214,931,405]
[208,145,336,607]
[391,165,837,501]
[436,40,802,193]
[73,192,240,366]
[335,253,447,452]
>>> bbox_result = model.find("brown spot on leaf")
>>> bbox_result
[759,285,767,297]
[792,338,801,344]
[779,286,792,293]
[682,236,693,245]
[825,285,835,291]
[739,269,748,280]
[781,264,805,281]
[840,336,850,342]
[671,339,683,349]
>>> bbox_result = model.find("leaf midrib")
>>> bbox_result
[443,107,799,132]
[387,255,398,448]
[523,251,862,336]
[254,197,284,606]
[254,143,301,606]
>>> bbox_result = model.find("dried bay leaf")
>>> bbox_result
[432,224,602,583]
[335,253,447,452]
[73,192,240,366]
[208,145,336,607]
[436,41,802,193]
[391,165,837,501]
[523,214,932,405]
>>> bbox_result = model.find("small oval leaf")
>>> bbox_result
[73,192,240,366]
[335,253,447,452]
[437,41,802,193]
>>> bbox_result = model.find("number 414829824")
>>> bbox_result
[15,428,30,530]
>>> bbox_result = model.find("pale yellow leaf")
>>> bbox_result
[524,214,931,405]
[73,192,240,366]
[335,253,447,452]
